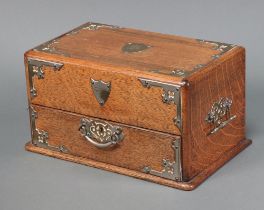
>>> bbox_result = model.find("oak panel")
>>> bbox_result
[33,105,177,173]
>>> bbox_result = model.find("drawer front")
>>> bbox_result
[29,105,182,181]
[25,57,184,135]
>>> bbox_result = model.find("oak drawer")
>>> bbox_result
[29,105,182,181]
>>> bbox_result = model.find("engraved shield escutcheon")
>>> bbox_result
[91,78,111,106]
[122,42,151,53]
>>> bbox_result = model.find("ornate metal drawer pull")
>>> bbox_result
[29,106,69,153]
[205,97,237,135]
[27,58,63,99]
[79,118,124,149]
[138,78,183,131]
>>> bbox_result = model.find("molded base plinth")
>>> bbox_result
[25,138,251,191]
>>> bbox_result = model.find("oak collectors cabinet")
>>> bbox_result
[24,22,251,190]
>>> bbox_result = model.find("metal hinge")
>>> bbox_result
[27,58,63,99]
[29,106,68,153]
[143,137,182,181]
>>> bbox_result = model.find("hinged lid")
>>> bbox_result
[32,22,236,79]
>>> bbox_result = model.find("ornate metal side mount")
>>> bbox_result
[205,97,237,135]
[27,58,63,99]
[149,68,193,78]
[143,138,182,181]
[38,39,60,54]
[138,78,183,131]
[79,118,124,149]
[29,106,68,153]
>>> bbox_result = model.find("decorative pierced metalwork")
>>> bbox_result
[171,69,189,77]
[205,97,237,135]
[82,22,120,31]
[28,58,63,98]
[162,90,176,104]
[143,138,182,181]
[34,38,71,56]
[79,118,124,149]
[29,106,68,153]
[149,68,191,78]
[139,78,184,131]
[197,39,235,60]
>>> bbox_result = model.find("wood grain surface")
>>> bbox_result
[182,47,247,180]
[32,23,220,75]
[25,138,251,191]
[24,23,251,188]
[32,105,177,173]
[24,54,182,135]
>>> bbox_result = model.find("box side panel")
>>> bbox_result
[184,48,246,180]
[31,105,177,174]
[180,82,192,181]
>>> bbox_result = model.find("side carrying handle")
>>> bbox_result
[79,118,124,149]
[205,97,237,135]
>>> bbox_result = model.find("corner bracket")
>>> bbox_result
[143,137,182,181]
[27,58,63,99]
[138,78,183,131]
[29,106,68,153]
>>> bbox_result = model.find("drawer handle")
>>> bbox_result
[79,118,124,149]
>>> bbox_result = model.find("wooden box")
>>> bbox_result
[24,22,251,190]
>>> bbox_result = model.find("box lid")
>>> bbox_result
[32,22,236,79]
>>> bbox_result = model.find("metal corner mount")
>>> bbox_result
[148,39,235,79]
[205,97,237,135]
[138,78,183,131]
[29,106,69,153]
[27,58,63,99]
[143,137,182,181]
